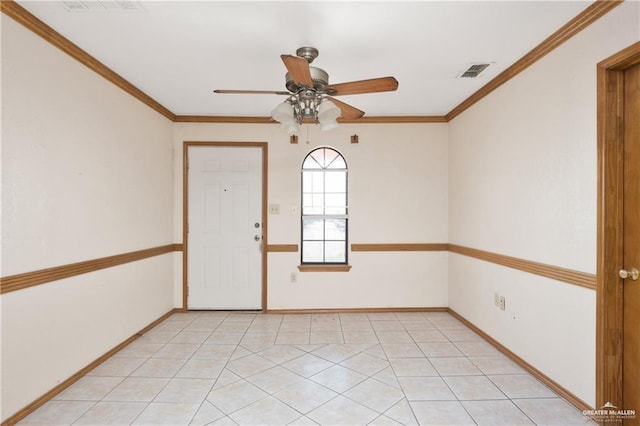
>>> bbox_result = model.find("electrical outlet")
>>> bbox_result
[494,292,500,307]
[499,296,506,311]
[290,272,297,283]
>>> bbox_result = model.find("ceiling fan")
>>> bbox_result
[214,47,399,132]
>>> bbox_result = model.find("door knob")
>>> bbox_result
[619,268,639,280]
[254,235,261,241]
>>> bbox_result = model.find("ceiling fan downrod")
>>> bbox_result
[295,47,319,64]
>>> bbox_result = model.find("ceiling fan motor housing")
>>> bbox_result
[285,66,331,93]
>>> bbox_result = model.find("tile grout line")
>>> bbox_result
[140,311,204,426]
[24,311,593,425]
[183,311,230,425]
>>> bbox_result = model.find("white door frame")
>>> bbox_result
[183,141,268,311]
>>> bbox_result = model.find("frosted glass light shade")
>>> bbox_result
[281,122,300,134]
[317,100,341,123]
[320,120,339,132]
[271,101,295,124]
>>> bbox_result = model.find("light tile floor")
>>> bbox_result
[19,311,595,425]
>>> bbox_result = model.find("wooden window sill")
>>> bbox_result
[298,265,352,272]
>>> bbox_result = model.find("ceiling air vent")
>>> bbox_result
[458,63,491,78]
[62,1,145,12]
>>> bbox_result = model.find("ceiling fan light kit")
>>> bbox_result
[271,96,342,134]
[215,47,399,134]
[317,100,341,124]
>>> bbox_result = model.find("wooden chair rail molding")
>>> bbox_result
[0,244,183,294]
[267,242,595,289]
[266,243,450,252]
[1,0,622,125]
[449,244,597,290]
[351,243,448,252]
[266,244,299,252]
[1,242,595,294]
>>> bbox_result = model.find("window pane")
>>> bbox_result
[302,173,312,192]
[325,241,346,262]
[302,218,324,240]
[324,151,339,168]
[303,207,324,215]
[301,147,348,265]
[302,155,323,169]
[325,207,346,215]
[310,149,325,167]
[325,171,346,193]
[310,148,340,168]
[326,155,346,169]
[312,172,324,193]
[325,193,346,211]
[310,149,346,170]
[302,241,324,262]
[325,219,346,240]
[302,194,324,215]
[302,171,324,193]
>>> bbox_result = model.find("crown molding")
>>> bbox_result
[2,0,623,125]
[174,116,275,123]
[445,0,624,121]
[338,116,448,124]
[0,0,176,121]
[173,115,448,124]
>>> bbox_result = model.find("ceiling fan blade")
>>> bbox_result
[281,54,313,87]
[214,89,290,95]
[327,76,398,96]
[327,97,365,119]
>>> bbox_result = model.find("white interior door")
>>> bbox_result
[188,146,263,310]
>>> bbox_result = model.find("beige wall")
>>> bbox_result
[0,15,175,421]
[172,123,450,310]
[447,1,639,406]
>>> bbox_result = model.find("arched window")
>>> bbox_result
[301,147,348,264]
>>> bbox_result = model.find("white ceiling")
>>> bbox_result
[17,0,593,117]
